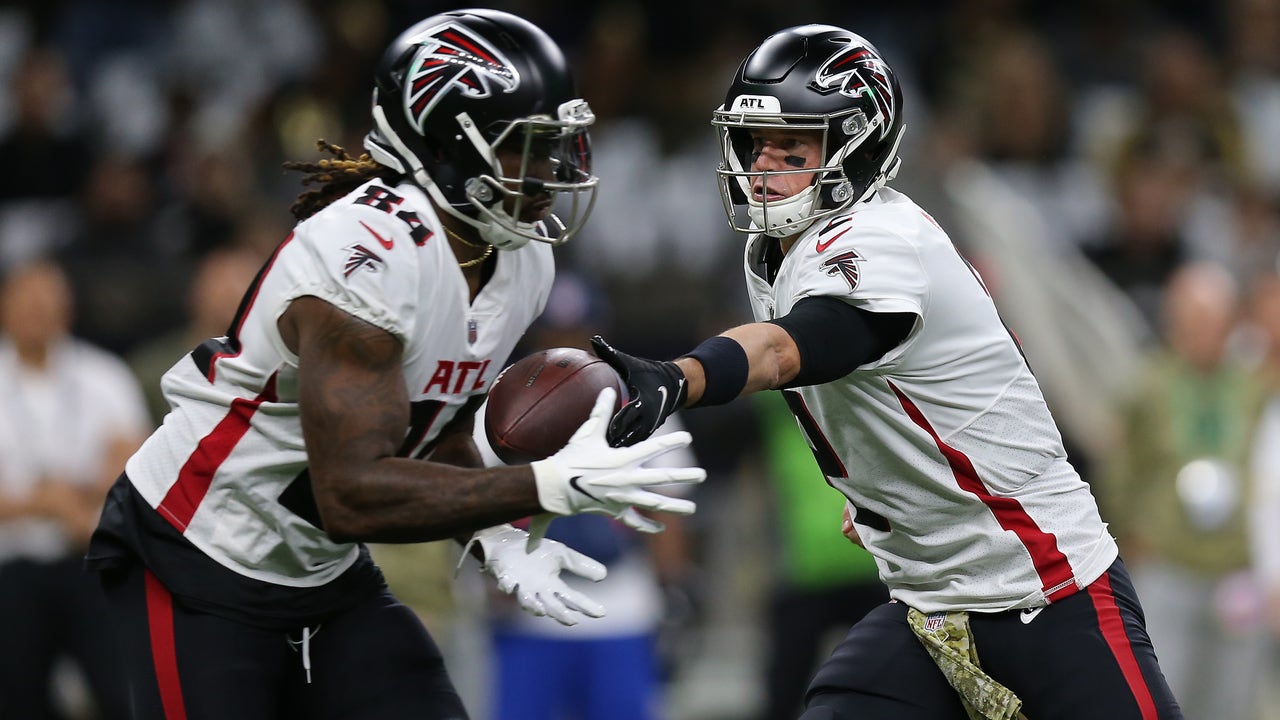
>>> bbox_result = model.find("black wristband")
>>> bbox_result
[683,336,749,407]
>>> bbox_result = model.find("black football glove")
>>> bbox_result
[590,335,688,447]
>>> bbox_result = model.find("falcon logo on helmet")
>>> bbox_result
[403,22,521,133]
[813,45,897,141]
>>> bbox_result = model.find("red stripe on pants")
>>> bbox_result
[144,570,189,720]
[1087,571,1159,719]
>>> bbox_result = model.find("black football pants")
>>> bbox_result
[800,557,1184,719]
[98,562,468,720]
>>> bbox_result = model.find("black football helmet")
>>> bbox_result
[364,9,597,249]
[712,25,906,237]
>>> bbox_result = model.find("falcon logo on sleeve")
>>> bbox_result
[821,249,864,291]
[403,22,521,132]
[343,243,385,278]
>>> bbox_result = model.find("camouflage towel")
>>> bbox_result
[906,607,1028,720]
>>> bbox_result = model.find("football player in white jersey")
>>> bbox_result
[85,9,703,720]
[591,25,1183,720]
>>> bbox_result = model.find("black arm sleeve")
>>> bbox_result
[766,295,915,388]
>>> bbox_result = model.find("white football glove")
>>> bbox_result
[531,387,704,534]
[469,524,608,626]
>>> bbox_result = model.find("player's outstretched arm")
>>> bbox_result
[591,323,800,446]
[282,296,703,543]
[593,299,913,447]
[284,296,544,542]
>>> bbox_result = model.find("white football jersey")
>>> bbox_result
[744,188,1118,613]
[125,178,553,587]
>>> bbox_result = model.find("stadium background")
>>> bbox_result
[2,0,1279,718]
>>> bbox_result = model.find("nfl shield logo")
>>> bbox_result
[924,612,946,633]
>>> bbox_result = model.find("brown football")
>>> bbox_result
[484,347,627,464]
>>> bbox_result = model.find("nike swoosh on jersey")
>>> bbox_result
[359,220,394,250]
[568,476,600,502]
[1020,606,1045,624]
[815,215,855,252]
[815,227,856,253]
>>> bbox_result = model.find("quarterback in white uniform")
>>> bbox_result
[593,24,1183,720]
[86,10,702,720]
[744,188,1118,613]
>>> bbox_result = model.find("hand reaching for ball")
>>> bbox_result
[530,387,705,533]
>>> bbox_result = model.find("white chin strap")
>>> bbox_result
[739,119,908,239]
[475,203,536,250]
[749,184,821,238]
[746,134,904,239]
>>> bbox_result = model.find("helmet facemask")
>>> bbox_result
[713,105,896,238]
[369,98,598,250]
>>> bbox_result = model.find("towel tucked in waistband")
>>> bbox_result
[906,607,1028,720]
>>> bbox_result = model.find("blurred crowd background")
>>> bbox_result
[4,0,1280,718]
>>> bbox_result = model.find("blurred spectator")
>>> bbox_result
[1134,28,1247,183]
[1102,261,1267,720]
[1219,185,1280,287]
[0,46,85,203]
[1228,0,1280,197]
[1084,127,1203,329]
[1117,28,1250,272]
[156,142,260,259]
[126,246,262,426]
[749,390,885,720]
[1245,270,1280,719]
[54,0,168,159]
[562,5,746,358]
[57,154,185,355]
[0,258,149,719]
[164,0,322,150]
[942,156,1150,476]
[1249,270,1280,601]
[966,30,1111,254]
[0,46,88,268]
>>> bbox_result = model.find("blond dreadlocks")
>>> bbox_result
[283,140,404,220]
